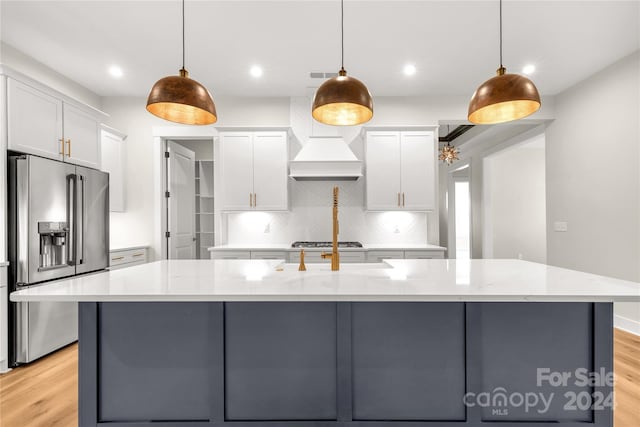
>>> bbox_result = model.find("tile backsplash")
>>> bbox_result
[225,179,429,245]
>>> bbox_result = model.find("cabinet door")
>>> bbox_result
[367,250,404,263]
[352,303,466,420]
[63,103,100,168]
[252,132,288,210]
[7,78,63,161]
[220,133,254,210]
[400,131,435,210]
[225,302,337,420]
[101,130,125,212]
[366,132,401,210]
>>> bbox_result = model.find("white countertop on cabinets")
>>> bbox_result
[10,259,640,303]
[208,244,446,251]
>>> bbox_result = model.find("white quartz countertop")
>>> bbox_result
[10,259,640,303]
[208,243,446,251]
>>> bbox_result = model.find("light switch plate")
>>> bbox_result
[554,221,568,232]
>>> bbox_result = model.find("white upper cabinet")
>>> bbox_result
[400,131,436,210]
[252,132,289,210]
[5,74,104,168]
[63,103,100,169]
[219,131,288,211]
[101,128,126,212]
[365,132,402,210]
[220,133,254,210]
[7,78,64,161]
[365,130,436,211]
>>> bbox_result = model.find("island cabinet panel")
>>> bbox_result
[224,302,338,421]
[95,303,216,423]
[351,302,466,421]
[471,303,598,423]
[79,302,613,427]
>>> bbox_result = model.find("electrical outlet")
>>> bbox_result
[553,221,568,232]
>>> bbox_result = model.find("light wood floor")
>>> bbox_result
[0,329,639,427]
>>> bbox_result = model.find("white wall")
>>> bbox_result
[546,51,640,332]
[171,139,213,161]
[0,42,101,108]
[483,135,547,263]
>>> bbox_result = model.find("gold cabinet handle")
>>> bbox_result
[111,256,125,261]
[397,192,401,207]
[253,193,257,207]
[249,193,253,207]
[66,139,71,157]
[59,138,65,155]
[132,253,145,258]
[402,192,405,207]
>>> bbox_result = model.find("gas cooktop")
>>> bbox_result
[291,241,363,248]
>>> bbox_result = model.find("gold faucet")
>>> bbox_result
[298,249,307,271]
[321,186,340,271]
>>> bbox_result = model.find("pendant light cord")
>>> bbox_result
[499,0,503,68]
[182,0,186,70]
[341,0,345,70]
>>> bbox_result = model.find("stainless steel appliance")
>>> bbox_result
[8,154,109,364]
[291,241,363,248]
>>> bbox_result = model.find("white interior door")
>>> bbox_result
[167,141,196,259]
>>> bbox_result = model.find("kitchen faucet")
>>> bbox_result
[321,186,340,271]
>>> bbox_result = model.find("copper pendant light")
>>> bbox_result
[146,0,217,125]
[312,0,373,126]
[468,0,540,125]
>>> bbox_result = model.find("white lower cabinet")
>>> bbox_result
[289,251,366,264]
[367,249,445,262]
[367,250,405,263]
[210,251,251,260]
[405,250,444,259]
[251,251,288,260]
[109,247,148,270]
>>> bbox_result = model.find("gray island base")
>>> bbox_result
[78,301,613,427]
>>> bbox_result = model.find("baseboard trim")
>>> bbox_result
[614,315,640,336]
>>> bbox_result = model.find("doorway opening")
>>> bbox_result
[164,139,214,259]
[482,133,546,263]
[447,164,472,259]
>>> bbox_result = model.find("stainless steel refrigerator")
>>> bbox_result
[8,154,109,364]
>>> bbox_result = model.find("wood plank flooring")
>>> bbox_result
[0,329,638,426]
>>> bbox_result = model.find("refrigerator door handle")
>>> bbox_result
[67,174,76,265]
[77,174,85,265]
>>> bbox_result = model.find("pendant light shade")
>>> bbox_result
[467,0,540,124]
[312,68,373,126]
[312,0,373,126]
[147,68,217,125]
[468,66,540,124]
[146,0,217,125]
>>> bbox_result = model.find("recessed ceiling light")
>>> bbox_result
[108,65,123,78]
[522,64,536,75]
[403,64,417,76]
[250,66,263,78]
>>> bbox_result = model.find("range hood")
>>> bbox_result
[289,137,362,181]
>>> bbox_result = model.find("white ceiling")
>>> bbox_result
[1,1,638,98]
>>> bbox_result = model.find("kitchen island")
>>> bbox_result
[11,259,640,427]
